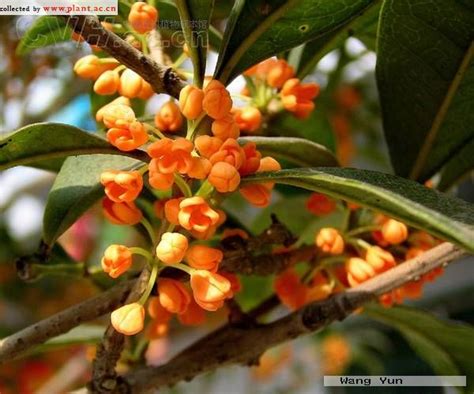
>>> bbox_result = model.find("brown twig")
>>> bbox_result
[0,280,135,364]
[122,242,466,392]
[65,16,185,98]
[89,268,151,393]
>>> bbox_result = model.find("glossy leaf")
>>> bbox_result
[16,16,72,55]
[243,168,474,252]
[376,0,474,181]
[294,1,381,78]
[34,325,105,352]
[42,155,142,246]
[215,0,376,83]
[268,110,336,152]
[239,136,339,168]
[0,123,148,172]
[366,305,474,390]
[175,0,215,87]
[438,138,474,191]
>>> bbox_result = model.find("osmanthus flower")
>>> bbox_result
[208,162,241,193]
[164,198,184,225]
[195,135,224,159]
[239,142,262,176]
[111,303,145,335]
[266,59,295,88]
[315,228,345,255]
[128,1,159,34]
[365,246,396,273]
[232,107,262,133]
[119,69,154,99]
[100,170,143,202]
[101,244,133,278]
[219,271,242,294]
[208,138,245,169]
[147,297,172,323]
[189,208,227,241]
[178,197,220,234]
[107,121,149,151]
[306,193,337,216]
[147,138,194,175]
[155,232,189,265]
[96,98,133,126]
[190,270,233,311]
[102,197,143,225]
[244,58,278,79]
[185,244,223,272]
[202,80,233,120]
[211,114,240,140]
[179,85,204,120]
[280,78,320,119]
[239,156,281,207]
[94,70,121,95]
[274,269,307,310]
[73,55,119,80]
[177,298,206,326]
[306,272,333,303]
[158,278,191,314]
[381,219,408,244]
[155,101,183,133]
[345,257,376,287]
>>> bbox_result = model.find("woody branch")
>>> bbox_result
[122,242,467,393]
[65,15,186,98]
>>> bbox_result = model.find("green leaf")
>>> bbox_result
[175,0,215,87]
[43,155,142,246]
[239,136,339,168]
[366,305,474,390]
[34,325,105,353]
[294,1,381,78]
[376,0,474,182]
[0,123,148,172]
[268,109,337,152]
[215,0,376,84]
[16,16,72,55]
[438,138,474,191]
[243,167,474,252]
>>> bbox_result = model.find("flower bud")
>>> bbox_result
[111,303,145,335]
[381,219,408,244]
[315,228,344,255]
[185,244,223,272]
[208,162,241,193]
[156,232,189,264]
[187,157,212,180]
[211,115,240,140]
[101,245,133,278]
[96,99,133,126]
[195,135,223,158]
[202,80,233,120]
[345,257,375,287]
[155,101,183,133]
[128,1,158,34]
[100,170,143,202]
[158,278,191,314]
[365,246,396,273]
[239,184,272,207]
[147,296,172,323]
[281,78,320,119]
[239,142,261,176]
[209,138,245,169]
[73,55,119,80]
[94,70,120,95]
[179,85,204,120]
[119,69,144,98]
[102,197,143,225]
[190,270,233,311]
[148,160,175,190]
[306,193,336,216]
[274,269,307,310]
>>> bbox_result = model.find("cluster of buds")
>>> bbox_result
[274,193,444,310]
[93,74,282,336]
[243,58,320,120]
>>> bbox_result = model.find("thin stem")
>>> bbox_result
[130,247,153,261]
[140,218,157,245]
[145,123,167,139]
[174,174,192,197]
[195,179,214,199]
[173,263,193,275]
[138,263,160,305]
[137,165,149,175]
[347,237,372,250]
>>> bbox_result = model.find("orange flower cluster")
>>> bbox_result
[243,57,320,120]
[274,194,444,310]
